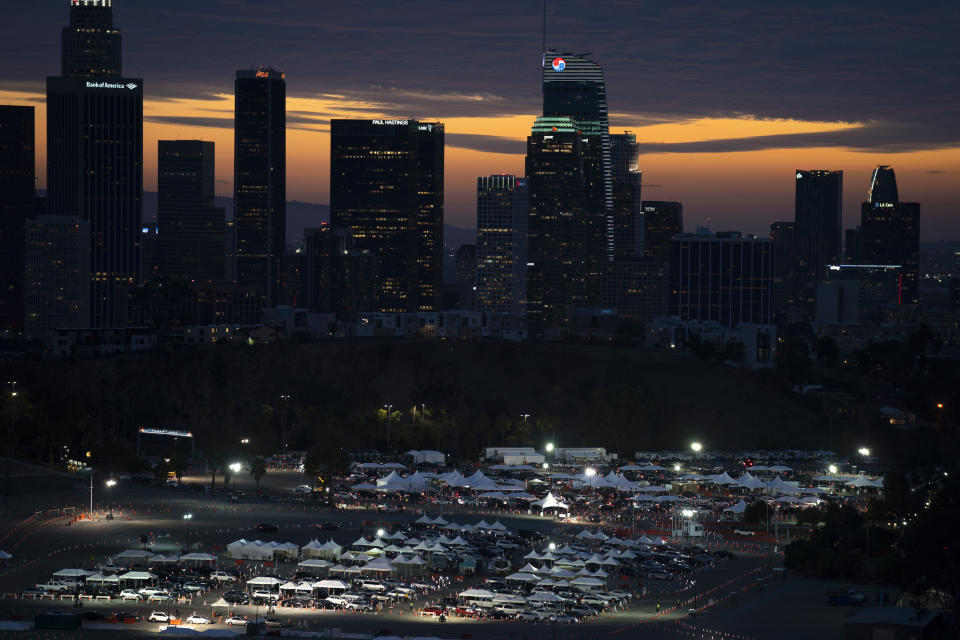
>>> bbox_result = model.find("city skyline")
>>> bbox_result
[1,1,958,240]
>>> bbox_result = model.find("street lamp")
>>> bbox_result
[105,479,116,511]
[673,463,682,472]
[376,528,385,538]
[545,442,554,453]
[681,509,695,518]
[584,467,596,477]
[183,513,193,549]
[690,442,702,454]
[240,438,250,445]
[229,462,242,492]
[520,413,530,423]
[542,463,550,470]
[828,464,838,475]
[857,447,870,457]
[548,542,556,551]
[280,395,291,454]
[383,404,393,455]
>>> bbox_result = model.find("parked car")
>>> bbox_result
[147,594,173,602]
[224,616,248,626]
[264,617,285,627]
[36,581,71,592]
[185,614,211,624]
[294,484,313,493]
[148,611,170,622]
[119,589,143,601]
[112,611,142,622]
[210,571,238,583]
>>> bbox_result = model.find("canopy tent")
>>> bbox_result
[247,576,283,587]
[848,476,883,488]
[179,552,216,563]
[710,472,738,485]
[118,571,156,581]
[724,499,748,514]
[505,572,540,582]
[531,492,569,512]
[463,470,499,491]
[458,588,495,599]
[571,577,605,587]
[148,554,180,565]
[115,549,154,564]
[314,579,349,591]
[85,573,120,584]
[527,591,562,602]
[361,557,397,574]
[297,559,332,576]
[52,568,93,578]
[210,598,231,610]
[302,539,342,560]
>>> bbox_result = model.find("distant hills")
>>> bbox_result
[141,192,475,249]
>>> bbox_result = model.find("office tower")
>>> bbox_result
[455,244,477,310]
[25,216,90,341]
[47,0,142,328]
[794,170,842,282]
[61,0,121,78]
[277,250,305,307]
[303,225,375,320]
[670,231,773,327]
[950,279,960,308]
[157,140,224,284]
[235,68,286,306]
[816,264,902,325]
[526,116,593,339]
[330,119,444,313]
[476,175,528,314]
[543,51,612,266]
[0,106,35,332]
[846,166,920,305]
[601,259,668,323]
[770,221,799,321]
[640,201,683,260]
[611,133,642,259]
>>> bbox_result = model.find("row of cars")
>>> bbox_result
[422,585,633,623]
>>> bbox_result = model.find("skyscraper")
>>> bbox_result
[670,231,773,327]
[640,201,683,260]
[846,166,920,305]
[330,118,444,314]
[476,175,528,314]
[25,216,90,342]
[770,220,799,322]
[542,51,612,266]
[0,106,35,332]
[47,0,142,328]
[794,170,842,282]
[157,140,224,285]
[234,68,286,306]
[526,116,590,339]
[610,133,642,259]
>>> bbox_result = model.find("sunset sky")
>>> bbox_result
[3,0,958,239]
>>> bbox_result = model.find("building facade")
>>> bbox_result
[794,169,842,283]
[476,175,528,314]
[234,68,286,306]
[25,216,90,341]
[670,231,773,327]
[0,106,35,332]
[47,0,142,328]
[611,133,642,259]
[157,140,224,285]
[640,201,683,260]
[330,118,444,314]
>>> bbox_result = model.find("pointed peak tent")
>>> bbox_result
[724,499,748,513]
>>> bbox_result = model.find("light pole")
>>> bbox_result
[383,404,393,455]
[229,462,242,493]
[7,381,16,458]
[183,513,193,549]
[690,441,702,458]
[105,479,116,512]
[520,413,530,423]
[280,394,291,454]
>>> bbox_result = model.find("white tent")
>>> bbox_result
[118,571,156,582]
[314,579,349,591]
[179,553,216,563]
[505,572,540,582]
[527,591,562,602]
[52,568,93,578]
[247,576,283,587]
[711,472,738,485]
[85,573,119,584]
[724,499,748,514]
[116,549,154,563]
[532,492,569,512]
[361,557,396,574]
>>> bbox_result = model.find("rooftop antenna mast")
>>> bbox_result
[541,0,547,65]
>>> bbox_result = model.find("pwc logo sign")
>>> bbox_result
[551,57,566,72]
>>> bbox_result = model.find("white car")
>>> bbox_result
[138,587,166,597]
[210,571,238,582]
[294,484,313,493]
[224,616,248,626]
[148,611,170,622]
[147,593,173,602]
[325,595,348,607]
[36,581,70,592]
[119,590,143,601]
[185,614,211,624]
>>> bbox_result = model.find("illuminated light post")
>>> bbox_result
[828,464,838,475]
[183,513,193,548]
[690,441,702,456]
[857,447,870,457]
[584,467,596,477]
[229,462,242,492]
[673,463,682,472]
[542,462,550,471]
[105,479,116,511]
[280,394,291,454]
[520,413,530,423]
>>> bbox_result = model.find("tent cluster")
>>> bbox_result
[226,539,300,561]
[112,549,216,566]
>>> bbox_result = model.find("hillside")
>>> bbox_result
[2,341,832,465]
